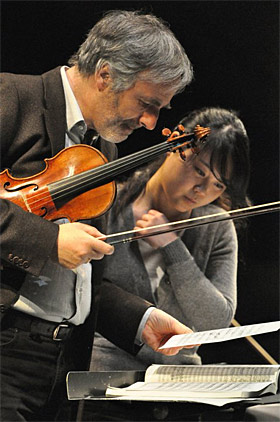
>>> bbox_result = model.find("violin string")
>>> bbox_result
[22,142,166,209]
[50,132,189,191]
[25,138,188,211]
[50,143,169,191]
[47,133,194,198]
[22,131,193,210]
[25,143,169,210]
[21,130,199,212]
[100,202,280,245]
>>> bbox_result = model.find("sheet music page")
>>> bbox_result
[106,380,273,399]
[159,321,280,349]
[145,364,280,383]
[112,381,272,393]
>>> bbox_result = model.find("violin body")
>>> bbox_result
[0,145,116,222]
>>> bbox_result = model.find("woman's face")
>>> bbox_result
[155,149,227,218]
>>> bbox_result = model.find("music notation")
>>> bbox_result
[159,321,280,349]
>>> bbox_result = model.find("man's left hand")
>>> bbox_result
[142,308,195,356]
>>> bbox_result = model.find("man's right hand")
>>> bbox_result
[57,222,114,269]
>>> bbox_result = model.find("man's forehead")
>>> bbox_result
[141,95,171,108]
[134,80,175,106]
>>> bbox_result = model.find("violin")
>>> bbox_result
[0,125,210,222]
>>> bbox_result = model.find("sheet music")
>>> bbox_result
[159,321,280,349]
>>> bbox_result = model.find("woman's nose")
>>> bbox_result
[139,110,159,130]
[193,183,206,194]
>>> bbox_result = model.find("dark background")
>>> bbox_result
[1,1,279,363]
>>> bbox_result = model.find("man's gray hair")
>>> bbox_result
[68,10,193,93]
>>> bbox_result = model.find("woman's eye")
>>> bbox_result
[195,166,205,176]
[215,182,225,190]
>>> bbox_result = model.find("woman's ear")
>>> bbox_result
[96,64,112,91]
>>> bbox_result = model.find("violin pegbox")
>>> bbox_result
[162,125,188,161]
[161,124,211,160]
[191,125,211,155]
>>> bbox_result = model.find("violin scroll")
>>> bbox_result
[194,125,211,141]
[191,125,211,155]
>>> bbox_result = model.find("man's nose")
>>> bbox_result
[139,111,159,130]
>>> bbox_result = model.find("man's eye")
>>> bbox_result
[139,100,150,108]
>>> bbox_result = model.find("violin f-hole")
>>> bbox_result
[3,182,39,192]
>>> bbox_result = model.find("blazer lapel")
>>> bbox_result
[41,67,67,156]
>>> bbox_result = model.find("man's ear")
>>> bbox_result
[96,64,112,91]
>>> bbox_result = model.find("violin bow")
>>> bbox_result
[101,201,280,245]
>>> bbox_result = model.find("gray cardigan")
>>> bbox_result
[91,200,238,369]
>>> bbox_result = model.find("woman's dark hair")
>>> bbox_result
[179,107,251,211]
[115,107,251,218]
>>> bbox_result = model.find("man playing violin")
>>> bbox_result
[0,10,194,421]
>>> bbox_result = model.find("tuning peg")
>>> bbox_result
[177,124,185,133]
[162,128,172,137]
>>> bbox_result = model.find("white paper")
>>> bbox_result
[107,381,272,395]
[103,392,260,407]
[159,321,280,349]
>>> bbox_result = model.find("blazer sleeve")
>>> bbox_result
[96,280,153,354]
[0,73,59,277]
[0,199,59,277]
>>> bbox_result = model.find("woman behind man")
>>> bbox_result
[91,106,251,370]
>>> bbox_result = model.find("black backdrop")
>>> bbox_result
[1,1,279,363]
